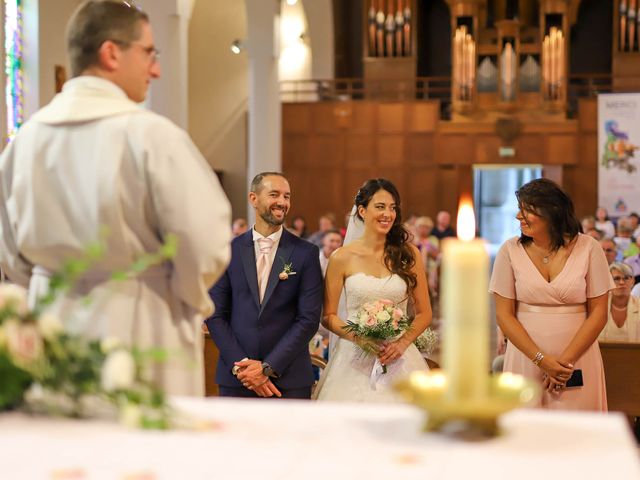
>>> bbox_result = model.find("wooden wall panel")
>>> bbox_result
[351,103,377,133]
[514,135,544,164]
[434,135,473,165]
[474,135,501,164]
[578,98,597,133]
[405,167,440,217]
[437,167,463,217]
[282,104,311,134]
[282,135,309,169]
[308,135,344,167]
[546,135,578,165]
[332,104,353,129]
[563,164,598,219]
[377,135,404,167]
[377,104,405,133]
[281,101,596,230]
[579,134,598,168]
[407,134,434,165]
[312,104,341,134]
[345,134,375,167]
[409,102,439,133]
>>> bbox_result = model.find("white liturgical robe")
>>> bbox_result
[0,76,231,395]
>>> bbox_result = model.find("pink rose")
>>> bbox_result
[380,299,393,306]
[5,321,44,367]
[366,316,376,326]
[393,308,403,321]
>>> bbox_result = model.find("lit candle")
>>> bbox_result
[441,198,489,400]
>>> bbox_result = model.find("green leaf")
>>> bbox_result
[0,352,32,410]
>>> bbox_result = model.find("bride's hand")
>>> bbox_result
[378,338,409,365]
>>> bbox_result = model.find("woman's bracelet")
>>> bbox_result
[532,351,544,366]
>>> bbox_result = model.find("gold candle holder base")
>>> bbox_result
[394,371,540,436]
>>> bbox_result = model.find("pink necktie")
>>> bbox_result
[256,238,274,302]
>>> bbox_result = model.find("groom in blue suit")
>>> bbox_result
[206,172,323,399]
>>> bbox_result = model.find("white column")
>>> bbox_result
[245,0,281,222]
[141,0,192,129]
[302,0,334,79]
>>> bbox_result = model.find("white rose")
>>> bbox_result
[24,383,45,404]
[100,336,123,354]
[5,320,44,366]
[0,284,28,315]
[375,310,391,322]
[119,403,142,428]
[37,313,63,340]
[101,350,136,392]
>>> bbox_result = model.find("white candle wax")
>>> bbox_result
[441,235,489,401]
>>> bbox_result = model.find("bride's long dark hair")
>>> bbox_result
[354,178,416,295]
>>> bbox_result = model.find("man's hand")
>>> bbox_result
[235,359,282,397]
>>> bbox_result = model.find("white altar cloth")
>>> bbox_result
[0,397,638,479]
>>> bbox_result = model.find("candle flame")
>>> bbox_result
[457,198,476,241]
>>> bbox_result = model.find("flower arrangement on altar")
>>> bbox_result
[413,327,439,357]
[0,237,178,429]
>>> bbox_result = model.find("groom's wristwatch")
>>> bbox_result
[261,362,279,379]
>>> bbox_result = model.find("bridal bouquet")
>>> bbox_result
[0,238,176,429]
[343,299,410,374]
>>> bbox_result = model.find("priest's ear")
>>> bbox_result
[96,40,124,72]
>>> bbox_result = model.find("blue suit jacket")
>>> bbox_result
[206,228,323,389]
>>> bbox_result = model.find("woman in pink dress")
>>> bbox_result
[489,179,614,410]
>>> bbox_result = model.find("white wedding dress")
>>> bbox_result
[313,272,428,402]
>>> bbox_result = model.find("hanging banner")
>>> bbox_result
[598,93,640,217]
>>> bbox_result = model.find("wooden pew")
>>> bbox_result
[599,341,640,418]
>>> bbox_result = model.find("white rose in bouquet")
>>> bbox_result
[37,313,63,340]
[0,284,28,315]
[4,320,44,367]
[101,350,136,392]
[375,310,391,322]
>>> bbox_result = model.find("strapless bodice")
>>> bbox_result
[344,273,408,321]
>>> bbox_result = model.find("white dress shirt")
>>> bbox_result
[319,250,330,277]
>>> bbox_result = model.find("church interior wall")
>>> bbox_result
[188,0,248,220]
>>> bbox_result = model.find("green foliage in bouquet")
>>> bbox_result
[0,235,178,428]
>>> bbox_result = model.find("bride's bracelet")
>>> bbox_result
[532,351,544,367]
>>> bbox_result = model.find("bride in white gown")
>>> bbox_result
[314,179,432,402]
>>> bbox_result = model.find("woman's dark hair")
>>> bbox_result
[516,178,582,250]
[354,178,416,294]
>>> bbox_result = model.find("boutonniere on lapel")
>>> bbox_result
[278,260,297,281]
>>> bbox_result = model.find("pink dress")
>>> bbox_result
[489,234,614,411]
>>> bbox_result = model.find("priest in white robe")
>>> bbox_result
[0,1,231,395]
